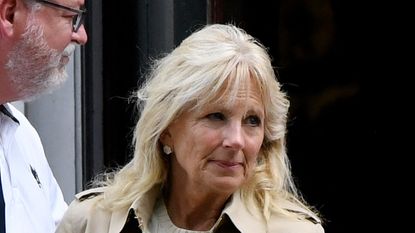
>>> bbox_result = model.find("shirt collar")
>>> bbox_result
[0,104,20,124]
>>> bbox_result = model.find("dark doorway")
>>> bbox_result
[211,0,382,232]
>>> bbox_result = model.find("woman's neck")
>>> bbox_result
[164,187,230,231]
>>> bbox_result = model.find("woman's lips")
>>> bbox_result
[212,160,242,169]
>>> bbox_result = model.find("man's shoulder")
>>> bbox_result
[4,103,39,136]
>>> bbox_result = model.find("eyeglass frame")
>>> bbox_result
[35,0,86,32]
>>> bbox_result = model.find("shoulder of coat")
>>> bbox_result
[281,200,322,224]
[75,187,106,202]
[285,208,321,224]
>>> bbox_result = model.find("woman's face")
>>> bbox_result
[162,78,265,195]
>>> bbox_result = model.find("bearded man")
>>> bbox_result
[0,0,87,232]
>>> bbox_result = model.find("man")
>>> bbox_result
[0,0,87,232]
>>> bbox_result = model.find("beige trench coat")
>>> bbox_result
[56,186,324,233]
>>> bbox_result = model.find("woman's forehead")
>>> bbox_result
[193,78,263,111]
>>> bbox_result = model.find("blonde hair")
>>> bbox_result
[99,24,318,222]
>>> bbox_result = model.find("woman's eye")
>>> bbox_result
[246,115,261,126]
[206,112,225,121]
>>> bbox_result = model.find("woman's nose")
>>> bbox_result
[222,123,245,150]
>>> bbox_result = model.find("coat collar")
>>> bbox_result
[221,191,267,233]
[119,186,268,233]
[130,185,160,231]
[98,185,320,233]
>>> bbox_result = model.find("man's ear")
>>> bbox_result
[0,0,17,37]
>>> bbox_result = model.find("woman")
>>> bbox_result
[56,24,324,233]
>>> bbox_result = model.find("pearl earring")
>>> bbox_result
[163,145,172,155]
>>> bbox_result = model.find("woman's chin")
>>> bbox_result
[207,177,243,194]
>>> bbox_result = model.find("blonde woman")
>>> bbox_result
[57,24,324,233]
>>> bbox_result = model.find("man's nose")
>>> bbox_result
[72,25,88,45]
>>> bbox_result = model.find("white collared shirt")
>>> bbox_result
[0,103,67,233]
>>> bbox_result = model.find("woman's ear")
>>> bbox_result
[160,129,173,146]
[0,0,17,37]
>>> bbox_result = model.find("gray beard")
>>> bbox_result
[5,15,74,102]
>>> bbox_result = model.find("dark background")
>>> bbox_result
[215,1,382,232]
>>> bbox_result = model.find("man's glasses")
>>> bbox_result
[36,0,86,32]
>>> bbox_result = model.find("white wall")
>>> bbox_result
[24,48,83,203]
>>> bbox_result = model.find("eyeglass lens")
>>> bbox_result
[72,12,85,32]
[36,0,85,32]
